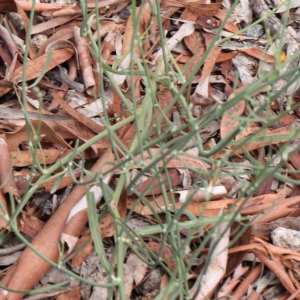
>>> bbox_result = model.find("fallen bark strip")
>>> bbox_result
[231,264,262,300]
[190,217,230,299]
[61,149,114,253]
[253,251,298,297]
[0,151,112,300]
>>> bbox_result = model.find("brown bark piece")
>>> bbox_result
[73,26,95,96]
[0,153,112,300]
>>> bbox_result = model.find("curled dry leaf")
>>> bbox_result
[36,28,74,57]
[73,26,95,95]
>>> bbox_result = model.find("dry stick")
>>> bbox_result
[0,153,111,300]
[231,264,262,300]
[0,244,26,256]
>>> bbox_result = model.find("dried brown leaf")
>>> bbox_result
[12,48,74,83]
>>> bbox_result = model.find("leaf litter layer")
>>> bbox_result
[0,0,300,299]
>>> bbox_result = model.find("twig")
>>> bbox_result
[0,243,26,255]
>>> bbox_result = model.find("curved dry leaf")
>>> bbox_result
[133,148,208,171]
[12,48,74,83]
[5,120,71,152]
[114,2,152,84]
[53,119,111,151]
[14,167,81,196]
[220,83,262,140]
[181,9,204,54]
[196,15,220,29]
[218,264,249,298]
[220,98,245,140]
[16,3,37,59]
[87,0,126,8]
[70,235,94,268]
[215,9,241,33]
[176,0,221,16]
[37,28,74,57]
[31,15,80,35]
[19,214,45,238]
[50,8,82,18]
[52,92,105,134]
[216,52,239,63]
[0,108,73,121]
[240,48,275,64]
